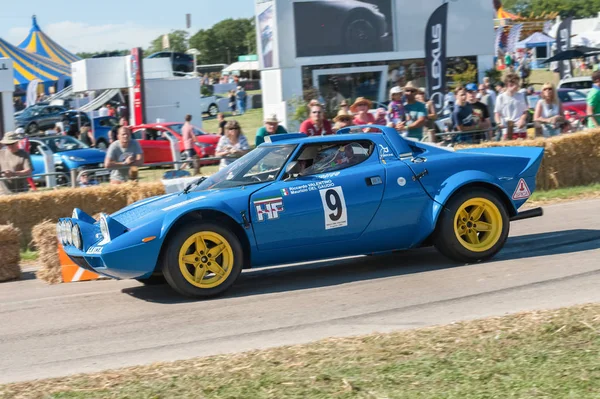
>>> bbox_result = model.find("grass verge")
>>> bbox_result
[528,183,600,205]
[19,249,38,262]
[202,108,264,145]
[1,303,599,398]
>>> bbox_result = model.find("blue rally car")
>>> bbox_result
[57,126,544,298]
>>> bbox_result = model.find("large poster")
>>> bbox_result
[425,3,447,116]
[294,0,394,57]
[258,5,275,68]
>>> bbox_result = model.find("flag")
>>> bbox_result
[494,27,503,56]
[162,34,170,50]
[281,188,290,196]
[556,17,573,79]
[506,23,523,53]
[425,2,448,116]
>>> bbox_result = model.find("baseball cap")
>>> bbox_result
[465,83,478,92]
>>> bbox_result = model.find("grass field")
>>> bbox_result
[202,107,264,145]
[2,303,599,398]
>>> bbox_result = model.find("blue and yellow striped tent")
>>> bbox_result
[0,36,72,88]
[18,16,80,66]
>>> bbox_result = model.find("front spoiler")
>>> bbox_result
[510,207,543,222]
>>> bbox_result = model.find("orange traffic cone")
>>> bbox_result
[57,242,103,283]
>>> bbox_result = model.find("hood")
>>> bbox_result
[110,184,262,227]
[57,148,106,163]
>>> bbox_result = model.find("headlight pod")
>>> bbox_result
[71,224,82,250]
[100,214,110,244]
[65,220,74,245]
[194,142,210,149]
[98,213,128,245]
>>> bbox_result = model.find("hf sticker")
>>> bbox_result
[512,178,531,200]
[254,197,284,221]
[319,187,348,229]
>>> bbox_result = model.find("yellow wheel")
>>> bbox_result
[162,222,244,298]
[433,188,509,263]
[453,198,503,253]
[178,231,234,289]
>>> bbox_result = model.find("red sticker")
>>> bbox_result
[512,178,531,200]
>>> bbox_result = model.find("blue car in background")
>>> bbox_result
[58,125,545,299]
[60,111,119,149]
[29,135,108,185]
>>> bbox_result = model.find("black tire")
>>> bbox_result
[432,188,509,264]
[161,221,244,298]
[55,167,70,187]
[27,122,38,134]
[208,104,218,117]
[95,139,108,150]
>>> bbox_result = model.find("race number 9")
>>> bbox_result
[319,186,348,229]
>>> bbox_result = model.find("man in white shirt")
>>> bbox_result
[494,73,529,140]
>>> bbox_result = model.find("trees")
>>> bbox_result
[189,18,255,64]
[147,30,189,54]
[502,0,600,19]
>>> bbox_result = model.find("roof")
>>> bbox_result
[222,61,259,72]
[0,37,72,86]
[517,32,554,48]
[18,16,80,65]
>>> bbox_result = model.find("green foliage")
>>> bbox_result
[189,18,255,65]
[200,85,213,97]
[449,60,478,87]
[502,0,600,18]
[147,30,189,54]
[75,50,129,59]
[485,68,503,85]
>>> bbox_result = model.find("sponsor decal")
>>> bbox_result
[397,177,406,187]
[319,187,348,230]
[512,178,531,200]
[254,197,284,221]
[87,246,103,255]
[286,179,336,196]
[379,144,394,158]
[281,188,290,196]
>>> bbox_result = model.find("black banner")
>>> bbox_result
[557,17,573,80]
[425,2,448,115]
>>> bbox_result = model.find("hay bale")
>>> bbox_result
[32,220,62,284]
[0,181,167,246]
[0,224,22,282]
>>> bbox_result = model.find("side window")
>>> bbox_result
[132,129,144,140]
[285,141,374,179]
[29,142,40,155]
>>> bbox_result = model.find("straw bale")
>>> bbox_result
[0,182,167,246]
[32,220,62,284]
[456,130,600,191]
[0,224,22,282]
[127,181,166,204]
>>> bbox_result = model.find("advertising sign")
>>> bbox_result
[257,2,276,68]
[293,0,394,57]
[130,48,147,125]
[425,2,448,115]
[557,17,573,80]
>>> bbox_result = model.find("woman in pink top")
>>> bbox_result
[350,97,376,132]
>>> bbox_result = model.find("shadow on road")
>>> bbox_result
[121,229,600,304]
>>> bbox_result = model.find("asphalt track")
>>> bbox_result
[1,199,599,384]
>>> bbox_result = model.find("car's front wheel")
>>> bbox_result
[162,221,244,298]
[207,104,218,117]
[432,188,509,263]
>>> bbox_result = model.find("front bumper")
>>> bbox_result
[58,210,164,280]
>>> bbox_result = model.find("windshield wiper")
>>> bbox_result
[182,176,207,194]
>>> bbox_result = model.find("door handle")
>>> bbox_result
[366,176,383,186]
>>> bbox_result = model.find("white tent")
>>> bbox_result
[222,61,259,73]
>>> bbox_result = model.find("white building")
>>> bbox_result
[255,0,496,129]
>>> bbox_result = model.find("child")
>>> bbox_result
[387,86,406,127]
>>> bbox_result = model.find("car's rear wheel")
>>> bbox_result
[433,188,509,263]
[95,139,108,150]
[27,122,38,134]
[162,222,243,298]
[208,104,218,117]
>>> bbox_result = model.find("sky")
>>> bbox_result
[0,0,255,53]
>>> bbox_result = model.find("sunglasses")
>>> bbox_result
[543,88,553,91]
[311,111,323,114]
[405,89,416,93]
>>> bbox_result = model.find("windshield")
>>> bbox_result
[194,144,296,191]
[168,124,207,136]
[41,136,90,153]
[568,90,587,101]
[19,107,43,118]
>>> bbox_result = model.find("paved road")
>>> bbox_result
[1,199,599,384]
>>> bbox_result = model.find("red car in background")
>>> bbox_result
[130,123,221,165]
[527,88,588,130]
